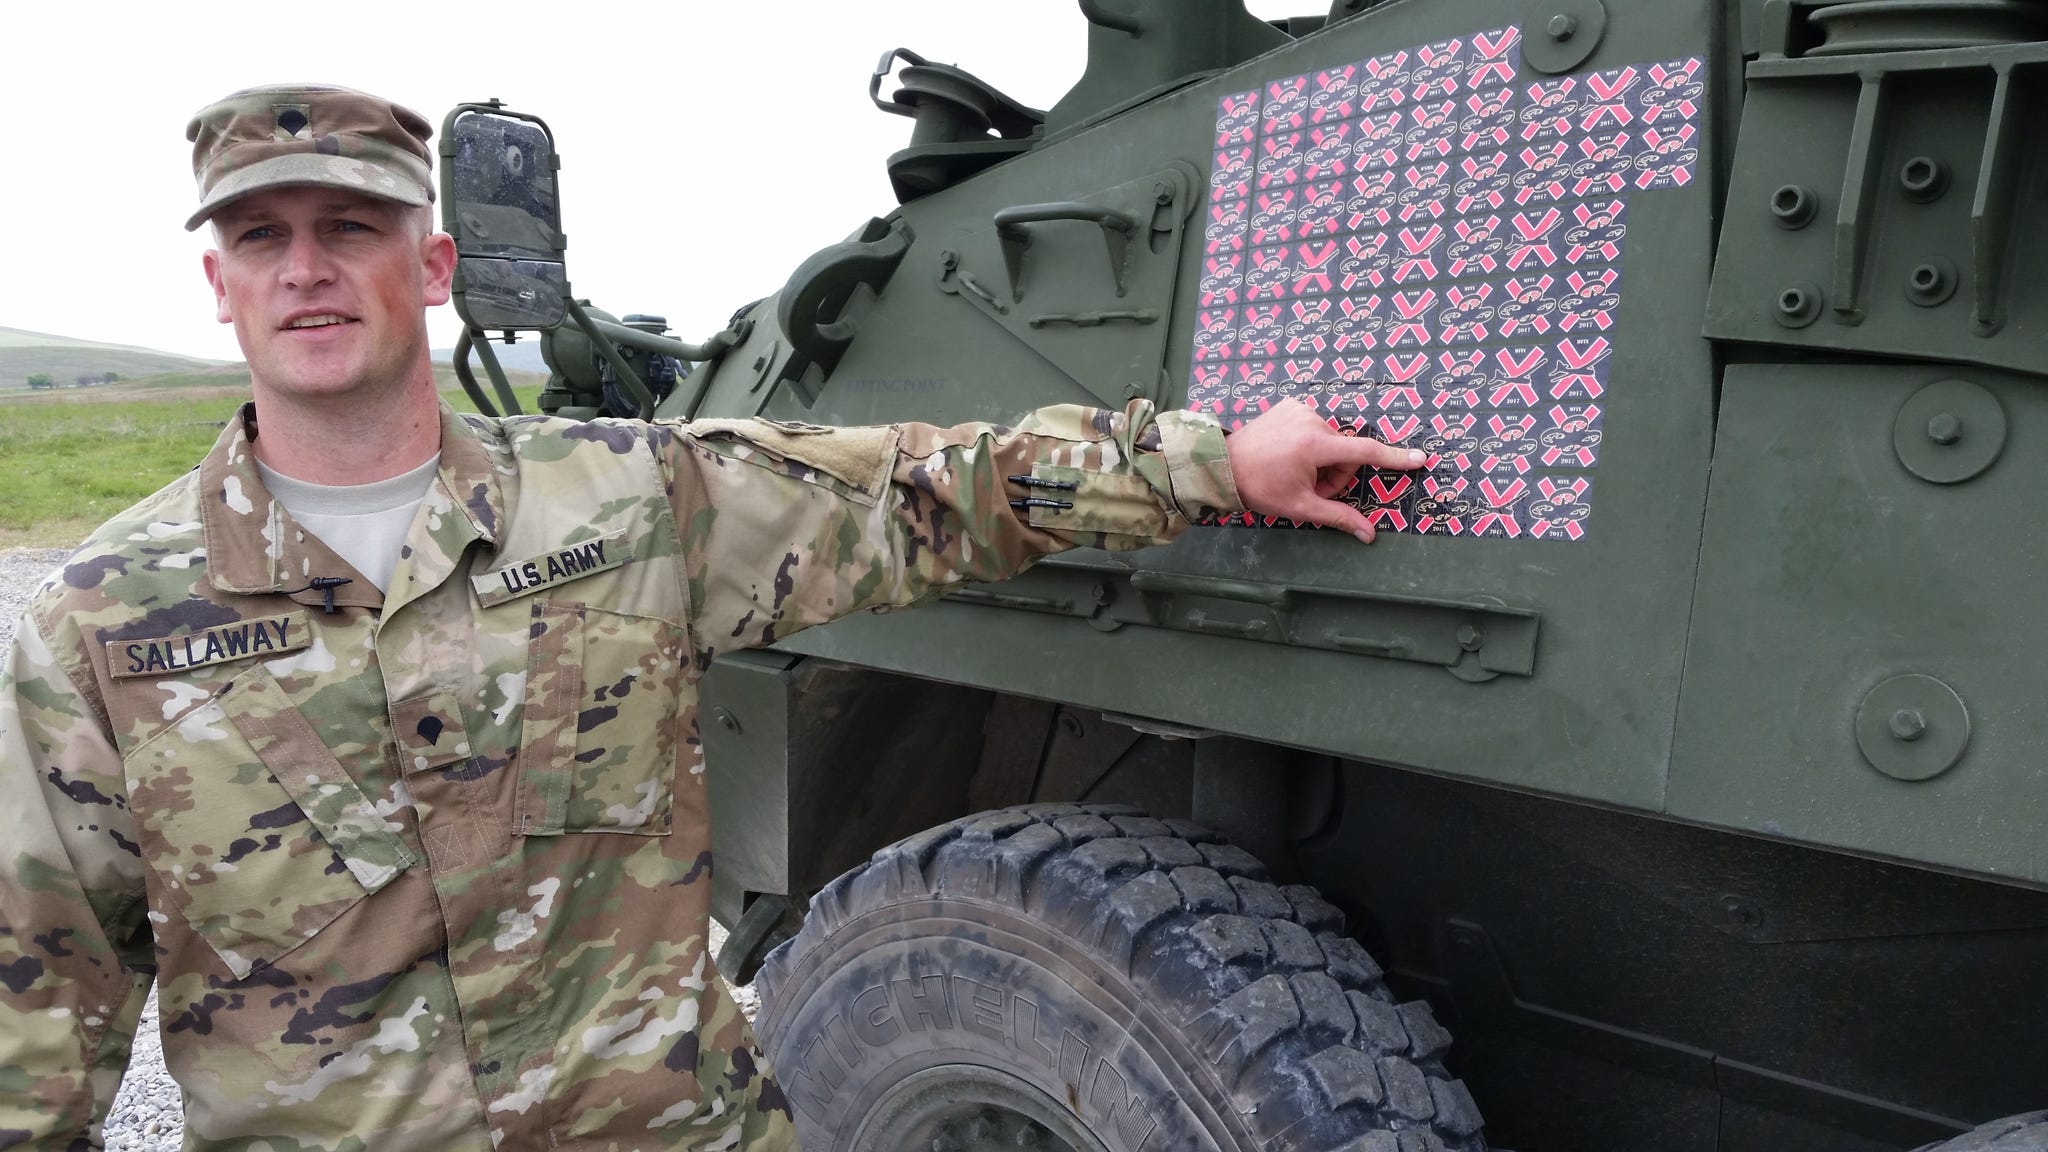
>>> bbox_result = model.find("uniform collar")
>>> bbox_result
[389,406,505,612]
[200,402,506,608]
[432,404,506,548]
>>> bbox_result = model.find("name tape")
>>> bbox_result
[107,613,309,679]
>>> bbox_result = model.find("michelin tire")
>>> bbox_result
[756,803,1491,1151]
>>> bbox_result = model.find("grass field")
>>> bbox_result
[0,373,545,550]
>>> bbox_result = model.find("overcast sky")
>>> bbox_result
[4,1,1291,363]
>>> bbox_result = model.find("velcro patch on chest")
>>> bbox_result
[473,530,635,607]
[107,612,310,679]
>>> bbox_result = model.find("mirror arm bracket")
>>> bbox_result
[563,296,656,419]
[452,329,499,417]
[664,318,750,420]
[584,316,736,365]
[463,329,526,417]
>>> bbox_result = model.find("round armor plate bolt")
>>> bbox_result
[1770,184,1817,229]
[1774,282,1822,328]
[715,708,741,735]
[1523,0,1605,73]
[1906,259,1957,307]
[1090,582,1111,606]
[1893,378,2004,483]
[1856,674,1969,781]
[1154,182,1174,204]
[939,249,959,271]
[1899,155,1948,202]
[1456,623,1484,650]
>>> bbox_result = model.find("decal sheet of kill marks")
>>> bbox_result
[1190,27,1704,539]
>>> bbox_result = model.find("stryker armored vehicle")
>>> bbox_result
[438,1,2048,1148]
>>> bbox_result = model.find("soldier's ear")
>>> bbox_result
[420,230,456,308]
[202,248,232,325]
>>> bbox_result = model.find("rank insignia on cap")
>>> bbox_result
[274,104,311,140]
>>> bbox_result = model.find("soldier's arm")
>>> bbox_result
[0,607,154,1148]
[661,398,1241,655]
[663,396,1424,655]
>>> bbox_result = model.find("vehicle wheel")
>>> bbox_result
[1916,1112,2048,1152]
[756,803,1491,1151]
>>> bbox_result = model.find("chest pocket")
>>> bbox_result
[517,600,686,836]
[124,668,417,979]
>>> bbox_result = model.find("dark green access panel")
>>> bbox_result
[1670,363,2048,886]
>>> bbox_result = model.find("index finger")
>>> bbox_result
[1316,432,1428,471]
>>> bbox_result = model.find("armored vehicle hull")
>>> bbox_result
[454,0,2048,1146]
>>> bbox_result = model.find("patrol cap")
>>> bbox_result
[185,84,434,232]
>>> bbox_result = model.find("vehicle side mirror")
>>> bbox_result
[441,105,566,330]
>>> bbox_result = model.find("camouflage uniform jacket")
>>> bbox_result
[0,398,1240,1151]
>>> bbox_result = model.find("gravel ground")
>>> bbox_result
[0,548,68,655]
[1,546,758,1149]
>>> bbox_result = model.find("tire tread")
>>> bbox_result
[758,804,1489,1151]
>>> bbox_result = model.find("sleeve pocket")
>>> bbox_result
[679,418,901,504]
[1021,464,1170,538]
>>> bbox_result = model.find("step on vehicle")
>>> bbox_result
[440,0,2048,1147]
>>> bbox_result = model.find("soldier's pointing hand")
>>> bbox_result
[1225,397,1426,543]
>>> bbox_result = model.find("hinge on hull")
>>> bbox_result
[944,559,1540,683]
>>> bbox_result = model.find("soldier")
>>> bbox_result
[0,85,1423,1150]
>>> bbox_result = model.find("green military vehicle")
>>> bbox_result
[439,0,2048,1147]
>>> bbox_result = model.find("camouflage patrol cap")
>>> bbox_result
[184,84,434,231]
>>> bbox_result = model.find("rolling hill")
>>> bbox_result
[1,327,552,397]
[432,340,549,374]
[0,327,231,388]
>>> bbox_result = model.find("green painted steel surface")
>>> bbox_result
[645,0,2040,892]
[713,0,1726,845]
[719,0,2045,890]
[1671,363,2048,883]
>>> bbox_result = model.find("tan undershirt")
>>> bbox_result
[255,455,440,593]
